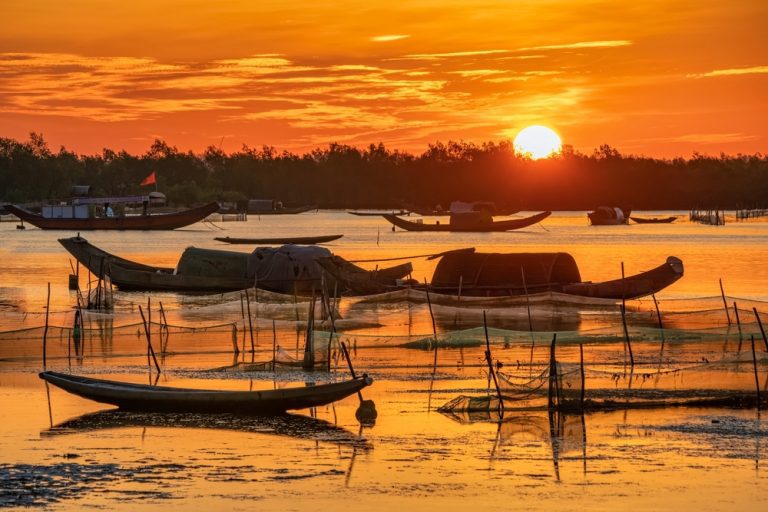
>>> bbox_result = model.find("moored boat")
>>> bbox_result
[215,234,343,245]
[4,200,219,230]
[587,206,631,225]
[40,371,372,413]
[630,216,677,224]
[320,249,684,299]
[384,210,551,232]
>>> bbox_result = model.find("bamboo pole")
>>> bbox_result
[42,282,50,368]
[483,311,503,412]
[457,275,463,303]
[245,289,255,353]
[579,343,586,411]
[753,308,768,352]
[621,262,634,366]
[424,279,438,349]
[652,293,665,346]
[720,278,732,325]
[520,266,534,334]
[733,302,743,339]
[138,305,161,374]
[751,336,761,410]
[272,319,277,372]
[547,333,558,411]
[339,341,364,403]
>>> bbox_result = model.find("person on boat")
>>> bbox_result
[105,203,114,218]
[142,200,149,216]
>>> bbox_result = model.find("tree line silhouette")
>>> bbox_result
[1,133,766,210]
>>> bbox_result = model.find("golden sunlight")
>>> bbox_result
[513,125,562,159]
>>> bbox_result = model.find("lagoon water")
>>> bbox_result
[1,210,767,510]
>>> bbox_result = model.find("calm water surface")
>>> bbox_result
[1,211,767,510]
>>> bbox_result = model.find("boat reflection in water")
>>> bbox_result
[42,410,372,450]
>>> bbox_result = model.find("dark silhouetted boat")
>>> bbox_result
[59,235,411,294]
[630,216,677,224]
[40,371,372,413]
[383,211,551,232]
[215,234,343,245]
[587,206,631,225]
[319,249,684,299]
[4,201,219,230]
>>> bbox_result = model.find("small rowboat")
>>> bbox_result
[630,216,677,224]
[40,371,372,413]
[214,234,343,245]
[383,211,551,232]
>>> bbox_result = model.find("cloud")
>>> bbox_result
[393,49,510,61]
[687,66,768,79]
[642,133,760,145]
[517,40,632,52]
[371,35,410,42]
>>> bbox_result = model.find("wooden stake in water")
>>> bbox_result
[753,307,768,352]
[245,289,255,353]
[457,275,463,303]
[720,278,732,325]
[751,336,762,409]
[483,311,503,411]
[620,263,634,366]
[547,333,558,411]
[42,282,51,368]
[138,305,161,374]
[733,302,743,339]
[521,266,534,334]
[424,279,438,349]
[272,319,277,372]
[579,343,586,410]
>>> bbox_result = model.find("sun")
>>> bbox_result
[513,125,562,159]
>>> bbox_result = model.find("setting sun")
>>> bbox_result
[513,125,562,159]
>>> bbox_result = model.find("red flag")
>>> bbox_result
[140,171,156,186]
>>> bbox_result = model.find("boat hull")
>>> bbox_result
[383,211,551,232]
[5,202,219,230]
[215,234,343,245]
[630,216,677,224]
[40,371,372,413]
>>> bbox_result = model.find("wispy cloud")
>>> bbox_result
[643,133,760,144]
[371,35,410,42]
[393,49,510,61]
[687,65,768,79]
[517,40,632,52]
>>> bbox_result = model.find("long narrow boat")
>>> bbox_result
[348,210,409,216]
[215,234,343,245]
[630,216,677,224]
[59,235,411,294]
[319,250,684,299]
[383,211,551,232]
[40,371,372,413]
[4,202,219,230]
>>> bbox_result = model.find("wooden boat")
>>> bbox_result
[59,235,412,294]
[59,235,254,292]
[319,250,684,299]
[316,256,414,295]
[4,202,219,230]
[348,210,409,216]
[630,216,677,224]
[215,234,343,245]
[40,371,372,413]
[587,206,631,225]
[383,211,551,232]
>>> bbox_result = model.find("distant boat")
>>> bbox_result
[587,206,631,225]
[319,249,684,299]
[630,216,677,224]
[4,200,219,230]
[40,371,372,413]
[383,211,551,232]
[215,234,343,245]
[246,199,316,215]
[348,210,409,216]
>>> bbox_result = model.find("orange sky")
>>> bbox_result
[1,1,766,157]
